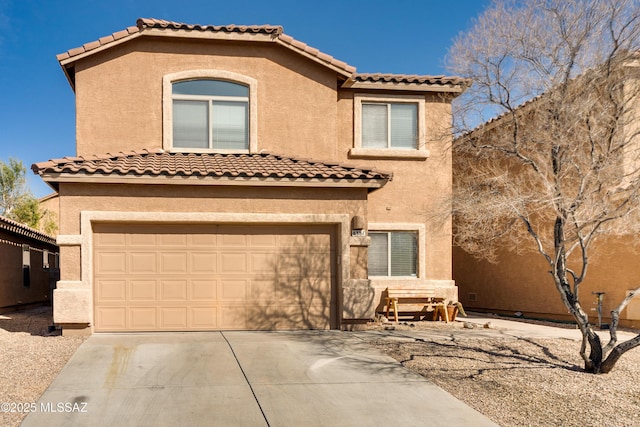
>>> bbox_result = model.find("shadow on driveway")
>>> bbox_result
[22,331,497,427]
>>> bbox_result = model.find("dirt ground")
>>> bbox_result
[366,319,640,427]
[0,306,86,427]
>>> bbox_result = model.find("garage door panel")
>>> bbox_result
[130,252,157,273]
[160,280,188,300]
[220,234,248,247]
[94,224,335,331]
[191,280,217,300]
[191,253,217,272]
[221,306,248,329]
[278,234,331,249]
[159,234,188,247]
[130,280,157,300]
[191,307,218,328]
[252,305,330,330]
[160,307,188,328]
[220,279,247,300]
[96,279,127,301]
[96,252,127,274]
[220,253,248,274]
[129,233,156,246]
[250,234,277,247]
[96,307,127,330]
[250,280,277,300]
[275,281,332,302]
[130,307,157,329]
[189,234,216,246]
[249,252,276,273]
[160,253,188,273]
[95,233,126,246]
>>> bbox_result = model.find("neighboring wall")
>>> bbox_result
[0,217,59,311]
[454,236,640,329]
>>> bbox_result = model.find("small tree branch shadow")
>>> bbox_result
[370,333,583,378]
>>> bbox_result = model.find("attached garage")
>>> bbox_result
[34,151,390,334]
[93,223,336,332]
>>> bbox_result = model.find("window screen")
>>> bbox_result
[362,102,417,149]
[172,79,249,150]
[368,231,417,277]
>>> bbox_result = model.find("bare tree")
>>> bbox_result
[447,0,640,373]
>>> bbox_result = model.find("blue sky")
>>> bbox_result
[0,0,489,197]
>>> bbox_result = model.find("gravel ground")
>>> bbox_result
[2,308,640,427]
[367,320,640,427]
[0,307,86,427]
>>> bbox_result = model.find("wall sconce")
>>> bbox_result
[351,216,366,237]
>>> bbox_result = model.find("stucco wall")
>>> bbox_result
[337,91,455,283]
[73,38,339,161]
[0,229,59,310]
[454,236,640,328]
[54,182,373,328]
[55,33,458,330]
[70,36,455,286]
[57,183,367,236]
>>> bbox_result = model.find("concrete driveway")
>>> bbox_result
[22,331,496,427]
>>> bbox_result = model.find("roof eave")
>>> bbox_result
[341,79,467,94]
[36,172,389,189]
[56,23,357,89]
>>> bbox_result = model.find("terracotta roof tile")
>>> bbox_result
[57,18,356,76]
[353,73,470,87]
[136,18,284,35]
[32,150,391,184]
[0,215,57,246]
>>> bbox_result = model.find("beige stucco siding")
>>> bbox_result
[454,236,640,328]
[49,28,461,332]
[53,182,372,330]
[57,183,367,237]
[74,38,339,160]
[337,92,454,281]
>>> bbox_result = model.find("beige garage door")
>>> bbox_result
[93,223,336,332]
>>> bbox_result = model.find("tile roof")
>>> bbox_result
[352,73,470,88]
[0,215,57,246]
[55,18,471,93]
[32,149,391,185]
[57,18,356,76]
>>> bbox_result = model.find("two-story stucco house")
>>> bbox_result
[32,19,467,334]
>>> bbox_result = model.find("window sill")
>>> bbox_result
[348,148,429,160]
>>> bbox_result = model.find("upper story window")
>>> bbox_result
[351,94,428,159]
[163,70,258,153]
[173,80,249,150]
[362,103,417,149]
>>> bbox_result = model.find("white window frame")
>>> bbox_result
[367,223,426,279]
[163,70,258,153]
[352,94,428,159]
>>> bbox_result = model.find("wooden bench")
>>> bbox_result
[384,288,449,323]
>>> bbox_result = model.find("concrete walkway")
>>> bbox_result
[22,331,497,427]
[358,314,638,342]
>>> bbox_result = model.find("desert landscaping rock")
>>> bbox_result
[366,320,640,427]
[0,307,86,427]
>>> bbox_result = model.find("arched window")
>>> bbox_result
[172,79,249,150]
[163,70,257,153]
